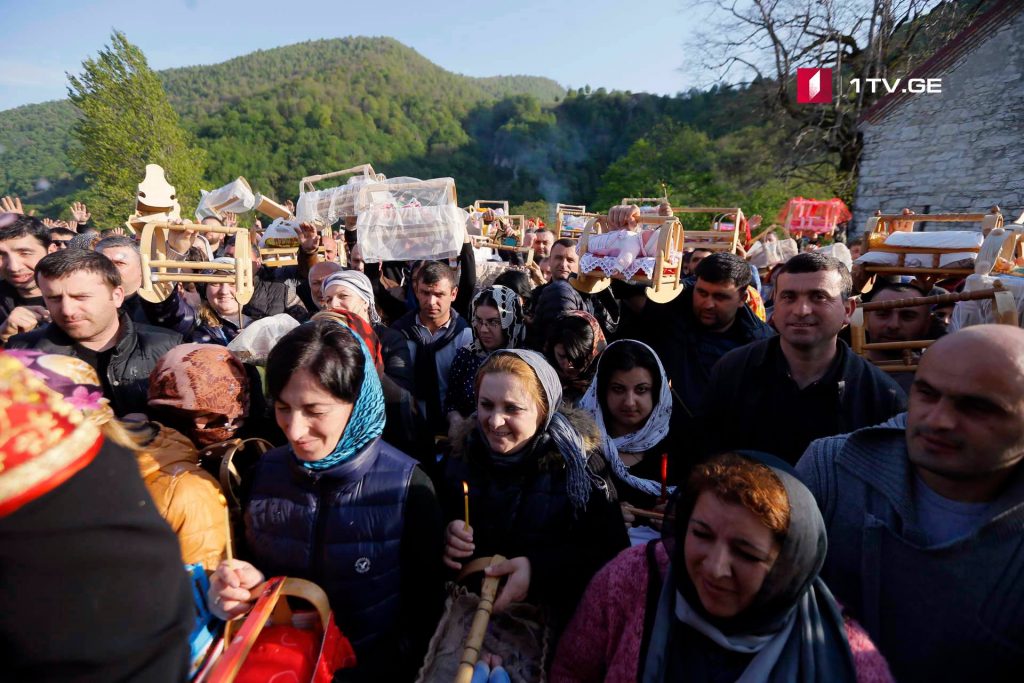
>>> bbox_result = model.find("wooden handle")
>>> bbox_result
[454,554,506,683]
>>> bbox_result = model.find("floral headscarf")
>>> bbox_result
[468,285,526,355]
[0,352,102,517]
[4,350,115,426]
[312,309,384,372]
[561,309,606,370]
[147,344,250,447]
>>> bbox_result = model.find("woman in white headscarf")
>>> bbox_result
[579,340,673,541]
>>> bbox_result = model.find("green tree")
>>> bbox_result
[67,31,206,223]
[511,200,552,225]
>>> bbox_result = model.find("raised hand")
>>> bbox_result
[298,222,320,254]
[1,196,25,215]
[70,201,91,225]
[222,211,238,227]
[41,217,57,228]
[1,306,50,343]
[107,227,127,237]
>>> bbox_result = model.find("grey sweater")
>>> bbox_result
[796,414,1024,682]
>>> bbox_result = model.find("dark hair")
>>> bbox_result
[95,235,140,256]
[860,278,928,303]
[596,341,662,417]
[493,270,533,303]
[35,248,121,288]
[413,260,456,287]
[533,228,554,239]
[545,315,605,377]
[695,252,752,290]
[266,321,365,403]
[775,252,853,299]
[552,238,575,251]
[0,215,51,249]
[48,227,77,239]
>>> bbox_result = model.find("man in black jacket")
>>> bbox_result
[0,214,56,343]
[698,252,906,463]
[641,252,774,417]
[527,239,619,349]
[7,249,182,416]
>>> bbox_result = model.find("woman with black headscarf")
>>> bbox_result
[550,452,894,682]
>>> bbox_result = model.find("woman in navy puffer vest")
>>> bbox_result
[208,316,445,682]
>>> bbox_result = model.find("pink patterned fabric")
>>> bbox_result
[550,543,894,683]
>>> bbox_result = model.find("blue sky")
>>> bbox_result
[0,0,717,111]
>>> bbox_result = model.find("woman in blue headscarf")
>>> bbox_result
[207,317,445,682]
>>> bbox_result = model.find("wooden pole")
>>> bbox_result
[453,554,506,683]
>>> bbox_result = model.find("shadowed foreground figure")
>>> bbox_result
[797,325,1024,682]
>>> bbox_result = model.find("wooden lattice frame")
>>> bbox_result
[573,217,685,303]
[850,283,1017,372]
[473,199,510,214]
[672,206,745,254]
[138,222,254,305]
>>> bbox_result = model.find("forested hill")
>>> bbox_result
[0,35,832,222]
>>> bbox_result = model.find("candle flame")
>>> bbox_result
[462,481,469,495]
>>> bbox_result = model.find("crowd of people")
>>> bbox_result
[1,197,1023,683]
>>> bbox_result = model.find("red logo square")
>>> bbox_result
[797,68,832,104]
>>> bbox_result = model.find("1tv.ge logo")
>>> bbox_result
[797,68,832,104]
[797,67,943,103]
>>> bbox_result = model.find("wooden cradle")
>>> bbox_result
[857,209,1009,288]
[137,221,254,306]
[554,203,601,243]
[674,206,746,254]
[573,216,684,303]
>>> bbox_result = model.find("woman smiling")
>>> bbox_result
[207,319,444,682]
[441,349,628,630]
[551,452,893,682]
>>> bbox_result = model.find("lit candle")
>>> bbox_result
[462,481,471,531]
[659,453,668,503]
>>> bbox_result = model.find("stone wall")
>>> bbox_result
[852,8,1024,235]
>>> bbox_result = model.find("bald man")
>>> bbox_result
[796,325,1024,682]
[299,261,344,311]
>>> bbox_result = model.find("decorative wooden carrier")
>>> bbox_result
[472,199,510,214]
[137,222,254,306]
[470,214,535,264]
[257,245,327,268]
[297,163,385,227]
[573,216,685,303]
[555,203,601,242]
[850,283,1018,373]
[674,206,745,254]
[858,208,1006,288]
